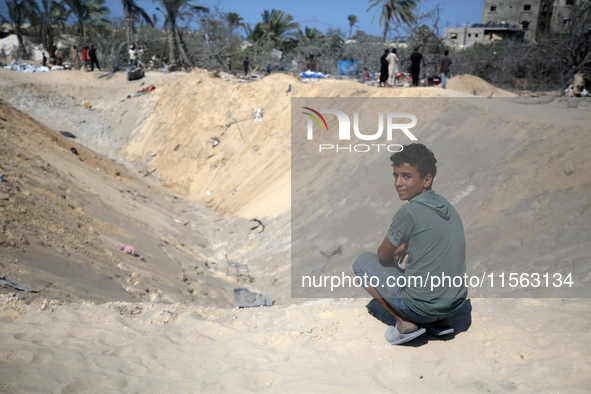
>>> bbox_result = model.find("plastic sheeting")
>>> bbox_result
[3,61,50,73]
[338,60,360,76]
[300,70,325,78]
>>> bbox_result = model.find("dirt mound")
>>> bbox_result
[0,99,270,306]
[447,74,516,97]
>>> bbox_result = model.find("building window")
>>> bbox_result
[475,34,479,37]
[450,33,458,39]
[490,4,498,12]
[468,33,471,37]
[566,0,574,5]
[540,21,546,32]
[563,17,571,25]
[523,3,531,11]
[521,21,530,30]
[542,3,548,12]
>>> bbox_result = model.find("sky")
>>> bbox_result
[1,0,485,38]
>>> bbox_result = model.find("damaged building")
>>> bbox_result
[444,0,578,48]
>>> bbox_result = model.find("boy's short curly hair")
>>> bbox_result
[390,143,437,180]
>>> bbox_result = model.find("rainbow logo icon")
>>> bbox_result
[302,107,329,131]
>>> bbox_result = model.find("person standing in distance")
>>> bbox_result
[410,47,423,87]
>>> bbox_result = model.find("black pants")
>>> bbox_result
[411,67,420,86]
[90,58,100,71]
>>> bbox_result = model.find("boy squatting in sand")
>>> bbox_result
[353,143,467,345]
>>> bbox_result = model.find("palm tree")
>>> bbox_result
[2,0,35,59]
[347,14,359,39]
[294,26,325,45]
[260,9,299,47]
[155,0,209,70]
[121,0,154,50]
[367,0,418,41]
[29,0,69,59]
[223,12,243,35]
[62,0,110,43]
[243,22,265,44]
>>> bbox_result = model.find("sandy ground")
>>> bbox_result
[0,67,590,392]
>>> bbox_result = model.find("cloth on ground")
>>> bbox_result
[120,244,138,256]
[135,85,156,94]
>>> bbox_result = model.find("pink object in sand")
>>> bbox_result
[120,244,138,256]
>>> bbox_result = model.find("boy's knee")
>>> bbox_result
[353,251,378,276]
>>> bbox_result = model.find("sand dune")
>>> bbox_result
[0,68,590,392]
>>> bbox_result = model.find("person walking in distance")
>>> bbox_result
[439,50,452,89]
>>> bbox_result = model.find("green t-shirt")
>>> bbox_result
[387,190,467,317]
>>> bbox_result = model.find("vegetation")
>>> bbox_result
[1,0,589,92]
[2,0,36,59]
[367,0,418,41]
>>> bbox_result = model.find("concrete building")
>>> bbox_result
[481,0,554,41]
[550,0,577,34]
[444,0,578,48]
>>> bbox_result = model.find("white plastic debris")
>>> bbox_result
[254,108,263,123]
[205,190,212,196]
[3,61,49,73]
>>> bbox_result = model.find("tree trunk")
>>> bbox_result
[45,25,55,59]
[168,23,180,70]
[123,1,135,49]
[16,30,28,60]
[176,29,192,67]
[78,20,85,45]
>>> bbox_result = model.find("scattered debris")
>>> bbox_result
[285,84,294,95]
[127,66,145,81]
[60,131,76,138]
[567,97,580,108]
[249,218,265,234]
[205,190,212,196]
[70,147,78,155]
[135,84,156,95]
[0,174,3,185]
[0,277,38,292]
[564,161,575,176]
[314,245,343,273]
[226,254,253,282]
[3,61,49,73]
[320,245,342,258]
[143,168,157,177]
[254,108,263,123]
[233,288,273,308]
[120,244,139,256]
[212,137,220,147]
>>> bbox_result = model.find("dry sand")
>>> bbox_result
[0,67,590,392]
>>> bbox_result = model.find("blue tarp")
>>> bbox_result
[338,60,360,76]
[300,70,325,78]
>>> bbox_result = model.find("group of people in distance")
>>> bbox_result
[69,45,100,72]
[379,47,452,89]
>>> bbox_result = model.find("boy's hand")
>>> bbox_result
[394,243,407,264]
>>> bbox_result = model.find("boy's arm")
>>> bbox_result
[377,237,406,265]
